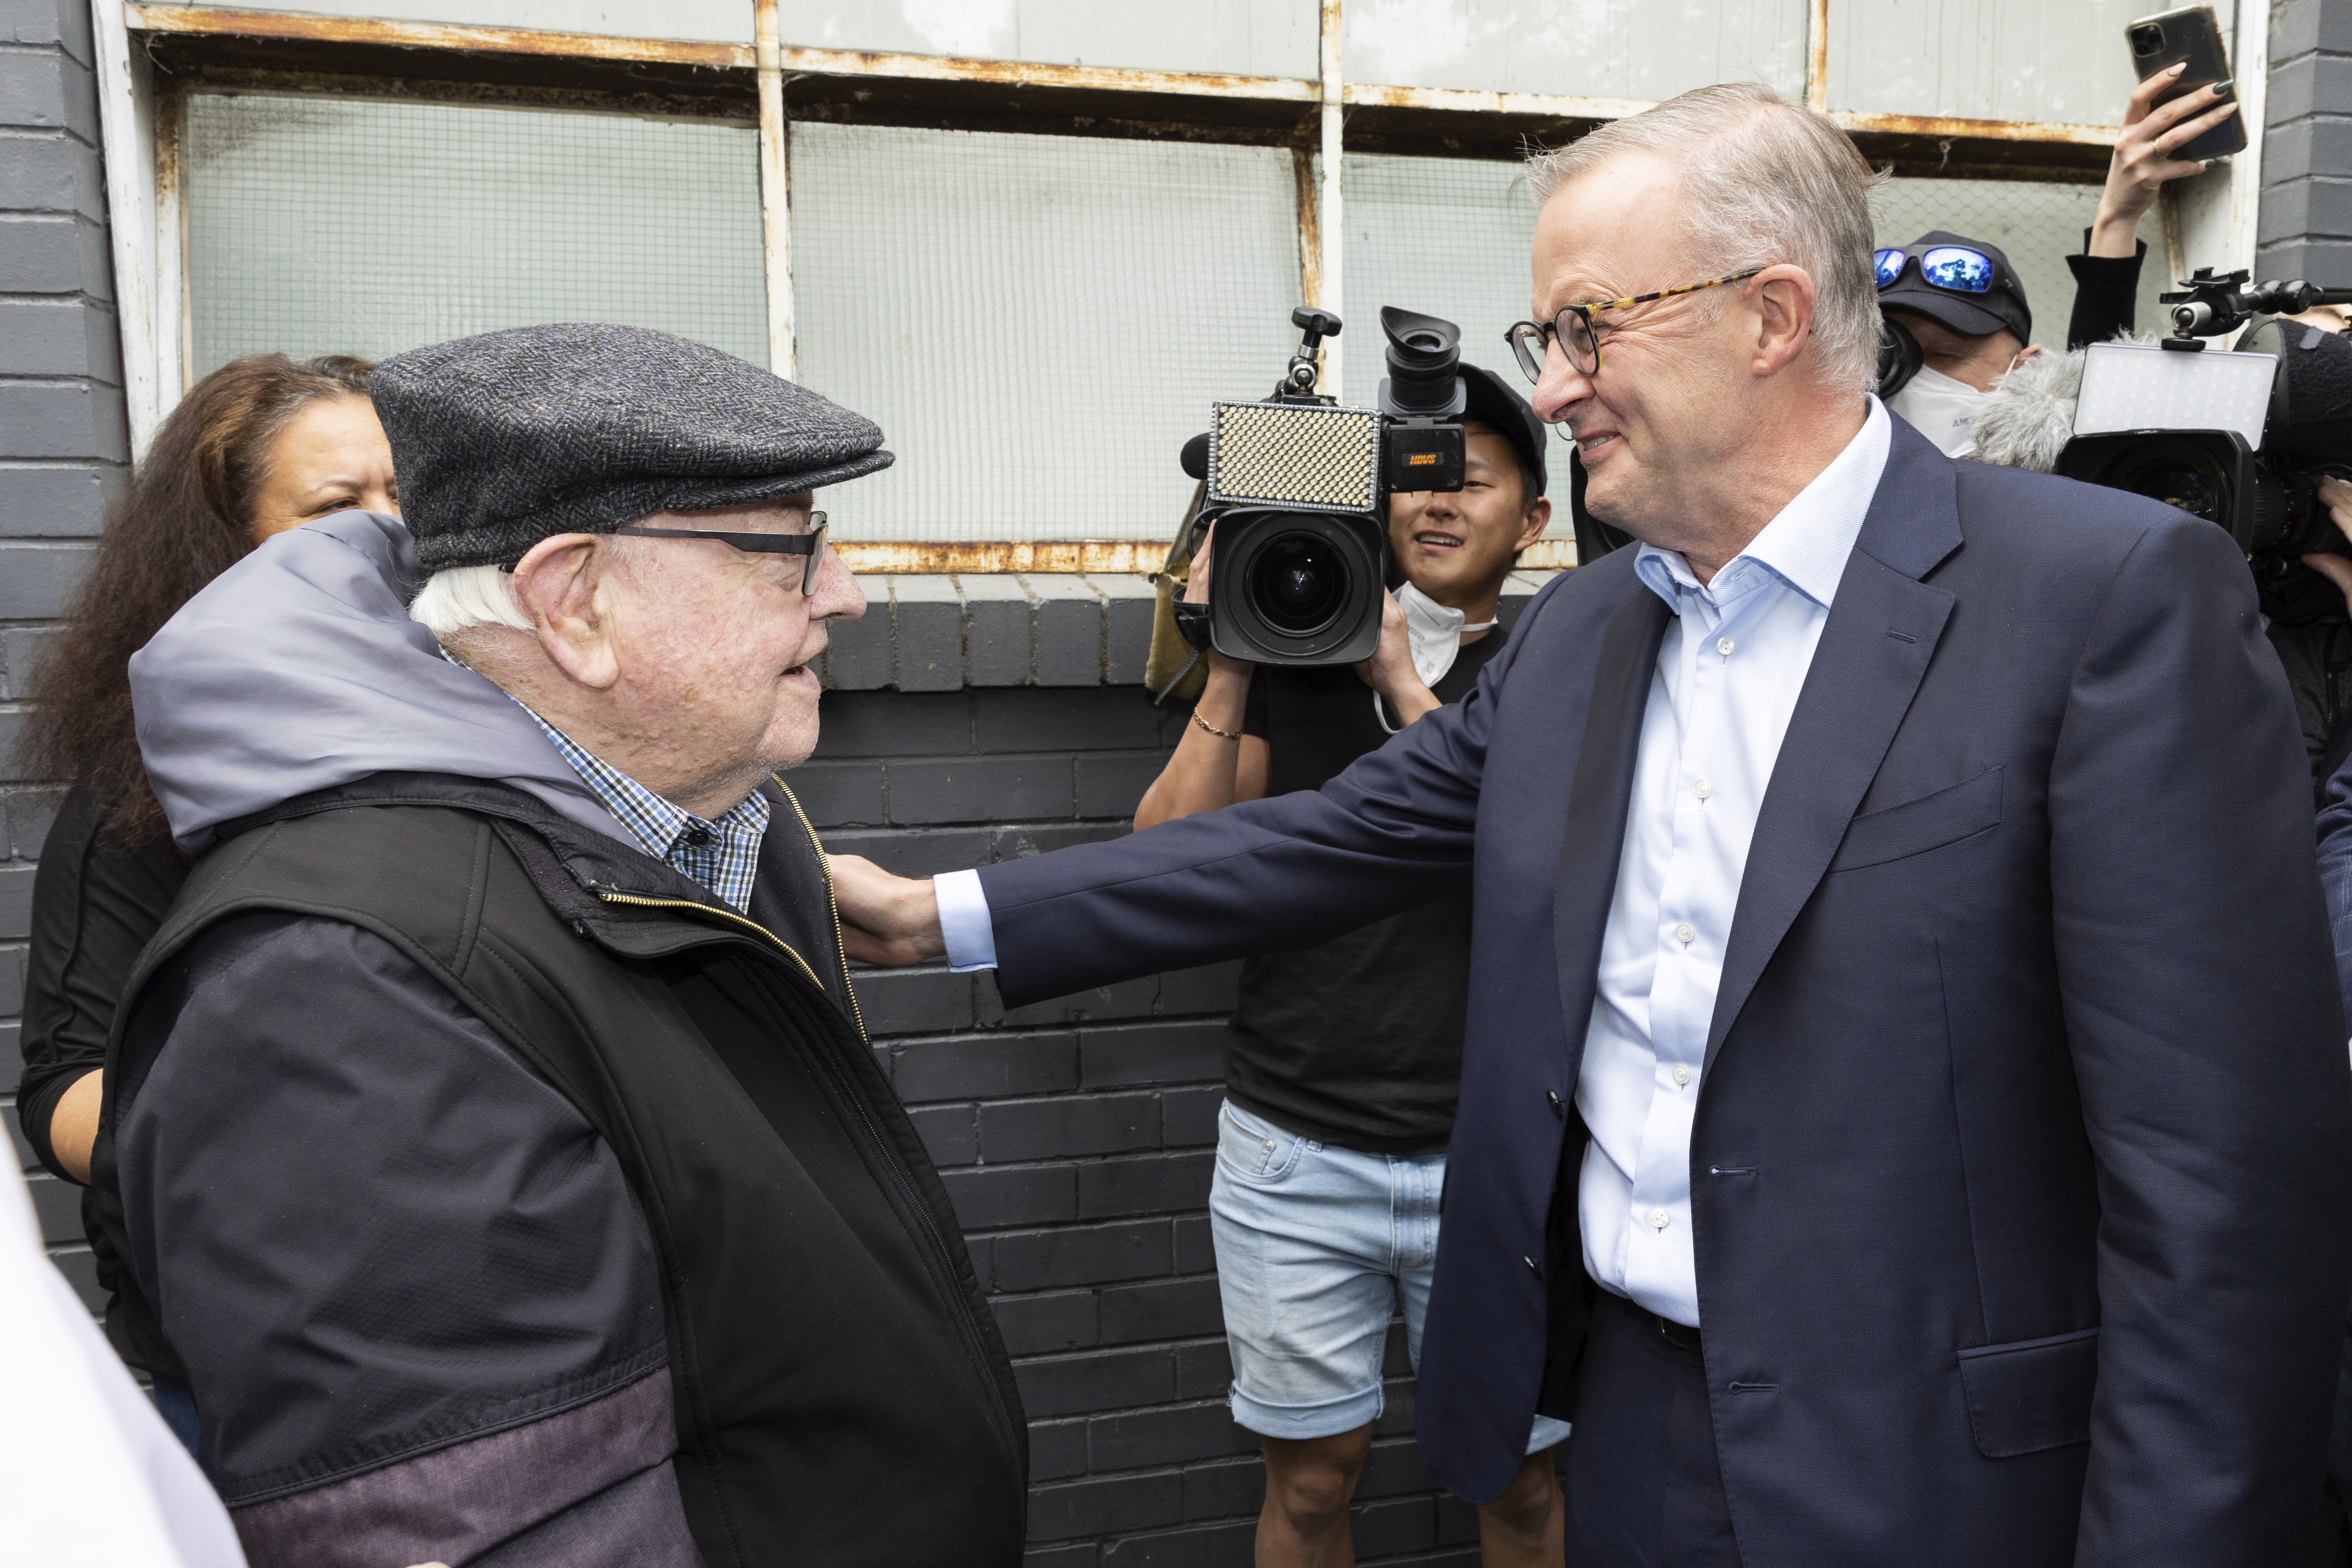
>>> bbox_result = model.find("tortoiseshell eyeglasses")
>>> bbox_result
[1504,268,1766,382]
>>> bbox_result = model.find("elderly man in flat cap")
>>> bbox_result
[94,325,1026,1568]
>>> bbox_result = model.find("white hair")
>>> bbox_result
[408,564,534,639]
[1525,82,1887,397]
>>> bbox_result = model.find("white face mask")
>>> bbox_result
[1377,582,1497,733]
[1887,363,1983,458]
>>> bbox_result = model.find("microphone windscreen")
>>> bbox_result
[1179,432,1210,481]
[1970,344,2092,473]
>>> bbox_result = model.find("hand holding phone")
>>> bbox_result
[2127,6,2247,162]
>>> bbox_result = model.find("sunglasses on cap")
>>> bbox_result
[1873,244,1999,295]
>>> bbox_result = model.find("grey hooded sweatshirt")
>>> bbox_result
[130,508,632,851]
[115,510,698,1567]
[107,507,1027,1568]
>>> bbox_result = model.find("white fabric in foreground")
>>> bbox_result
[0,1159,247,1567]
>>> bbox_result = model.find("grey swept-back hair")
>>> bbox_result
[1525,82,1885,397]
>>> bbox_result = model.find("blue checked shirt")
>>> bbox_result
[438,650,771,911]
[524,709,771,915]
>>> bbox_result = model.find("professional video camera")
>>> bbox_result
[2047,268,2352,620]
[1170,305,1468,665]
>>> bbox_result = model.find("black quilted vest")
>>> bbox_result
[97,772,1027,1566]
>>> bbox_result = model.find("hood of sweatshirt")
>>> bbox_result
[130,509,635,853]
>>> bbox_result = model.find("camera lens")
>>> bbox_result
[1248,531,1348,636]
[2130,24,2163,56]
[2117,453,2225,524]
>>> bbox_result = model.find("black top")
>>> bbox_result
[2065,233,2146,350]
[21,785,190,1377]
[1229,631,1505,1152]
[20,784,189,1178]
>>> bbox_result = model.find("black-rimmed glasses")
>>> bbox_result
[1504,268,1766,382]
[614,512,830,597]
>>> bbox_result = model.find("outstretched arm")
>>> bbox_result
[834,582,1546,989]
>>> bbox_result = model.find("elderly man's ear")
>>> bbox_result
[1747,264,1820,379]
[510,533,623,691]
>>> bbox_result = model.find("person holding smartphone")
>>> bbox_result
[2064,63,2240,349]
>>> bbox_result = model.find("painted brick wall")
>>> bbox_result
[2263,0,2352,282]
[804,681,1487,1567]
[0,0,118,1311]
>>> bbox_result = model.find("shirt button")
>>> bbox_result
[1672,1064,1692,1086]
[685,827,711,846]
[1649,1208,1672,1230]
[1694,779,1713,800]
[1675,922,1696,944]
[1717,636,1736,656]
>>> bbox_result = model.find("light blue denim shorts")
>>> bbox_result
[1210,1097,1572,1451]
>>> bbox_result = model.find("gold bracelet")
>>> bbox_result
[1192,710,1242,741]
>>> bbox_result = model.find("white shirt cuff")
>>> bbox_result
[933,868,999,972]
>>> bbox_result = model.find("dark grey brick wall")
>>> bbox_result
[2263,0,2352,281]
[1,0,116,1312]
[0,6,1547,1549]
[806,681,1487,1567]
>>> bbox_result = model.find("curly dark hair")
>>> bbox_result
[18,353,376,845]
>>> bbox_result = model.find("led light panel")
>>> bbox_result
[2073,342,2278,449]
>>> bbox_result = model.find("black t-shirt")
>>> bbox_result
[22,782,192,1378]
[1229,631,1505,1152]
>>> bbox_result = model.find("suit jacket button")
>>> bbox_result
[1523,1255,1541,1274]
[1547,1090,1563,1116]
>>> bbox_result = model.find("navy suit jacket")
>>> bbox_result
[978,421,2352,1565]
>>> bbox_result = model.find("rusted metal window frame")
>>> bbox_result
[109,1,2258,574]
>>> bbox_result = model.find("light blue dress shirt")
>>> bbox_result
[1581,399,1890,1327]
[938,401,1894,1333]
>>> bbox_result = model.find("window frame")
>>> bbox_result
[95,0,2260,572]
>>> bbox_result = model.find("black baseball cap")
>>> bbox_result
[1877,231,2033,343]
[1459,362,1547,498]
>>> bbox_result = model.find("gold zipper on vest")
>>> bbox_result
[592,890,830,994]
[773,775,871,1046]
[591,778,871,1045]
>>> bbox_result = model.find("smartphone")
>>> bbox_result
[2127,6,2247,160]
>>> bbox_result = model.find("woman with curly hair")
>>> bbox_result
[16,352,393,1457]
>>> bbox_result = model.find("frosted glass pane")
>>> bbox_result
[1344,0,1807,103]
[790,123,1301,542]
[1829,0,2233,125]
[1874,178,2170,350]
[1339,153,1569,534]
[187,94,766,377]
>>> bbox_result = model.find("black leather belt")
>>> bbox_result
[1656,1314,1703,1354]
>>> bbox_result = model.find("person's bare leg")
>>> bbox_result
[1474,1446,1564,1567]
[1258,1425,1374,1567]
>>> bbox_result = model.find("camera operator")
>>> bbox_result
[2066,66,2240,350]
[1876,232,2044,457]
[1131,364,1563,1568]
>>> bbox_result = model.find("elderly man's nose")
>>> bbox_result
[816,553,867,619]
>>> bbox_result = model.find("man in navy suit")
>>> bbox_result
[834,83,2352,1566]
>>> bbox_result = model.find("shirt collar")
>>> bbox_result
[1634,395,1893,613]
[436,650,769,911]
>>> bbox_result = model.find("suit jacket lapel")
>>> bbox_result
[1555,585,1671,1063]
[1703,424,1964,1068]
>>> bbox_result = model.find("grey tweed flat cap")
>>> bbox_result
[368,323,893,571]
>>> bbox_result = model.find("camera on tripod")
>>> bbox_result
[2053,268,2352,618]
[1171,305,1468,665]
